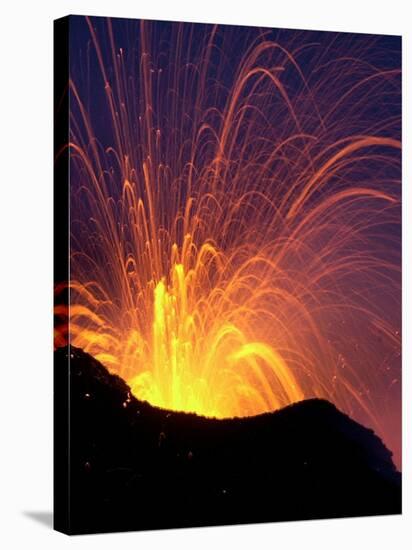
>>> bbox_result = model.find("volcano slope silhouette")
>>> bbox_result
[54,346,401,534]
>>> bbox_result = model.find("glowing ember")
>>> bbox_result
[55,18,401,458]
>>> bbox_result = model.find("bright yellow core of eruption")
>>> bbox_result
[124,263,304,418]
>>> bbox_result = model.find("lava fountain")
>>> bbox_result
[54,17,401,450]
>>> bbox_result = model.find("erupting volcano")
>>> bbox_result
[54,16,401,469]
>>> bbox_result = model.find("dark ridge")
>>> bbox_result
[54,345,401,535]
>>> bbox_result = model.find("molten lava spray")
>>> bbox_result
[55,17,401,461]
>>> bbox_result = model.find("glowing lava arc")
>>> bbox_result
[130,262,304,417]
[55,16,401,450]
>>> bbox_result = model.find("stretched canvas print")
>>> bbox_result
[54,15,402,535]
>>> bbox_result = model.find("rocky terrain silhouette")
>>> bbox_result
[54,346,401,535]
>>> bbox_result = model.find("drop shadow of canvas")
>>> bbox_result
[23,511,53,529]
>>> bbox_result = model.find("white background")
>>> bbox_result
[0,0,410,548]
